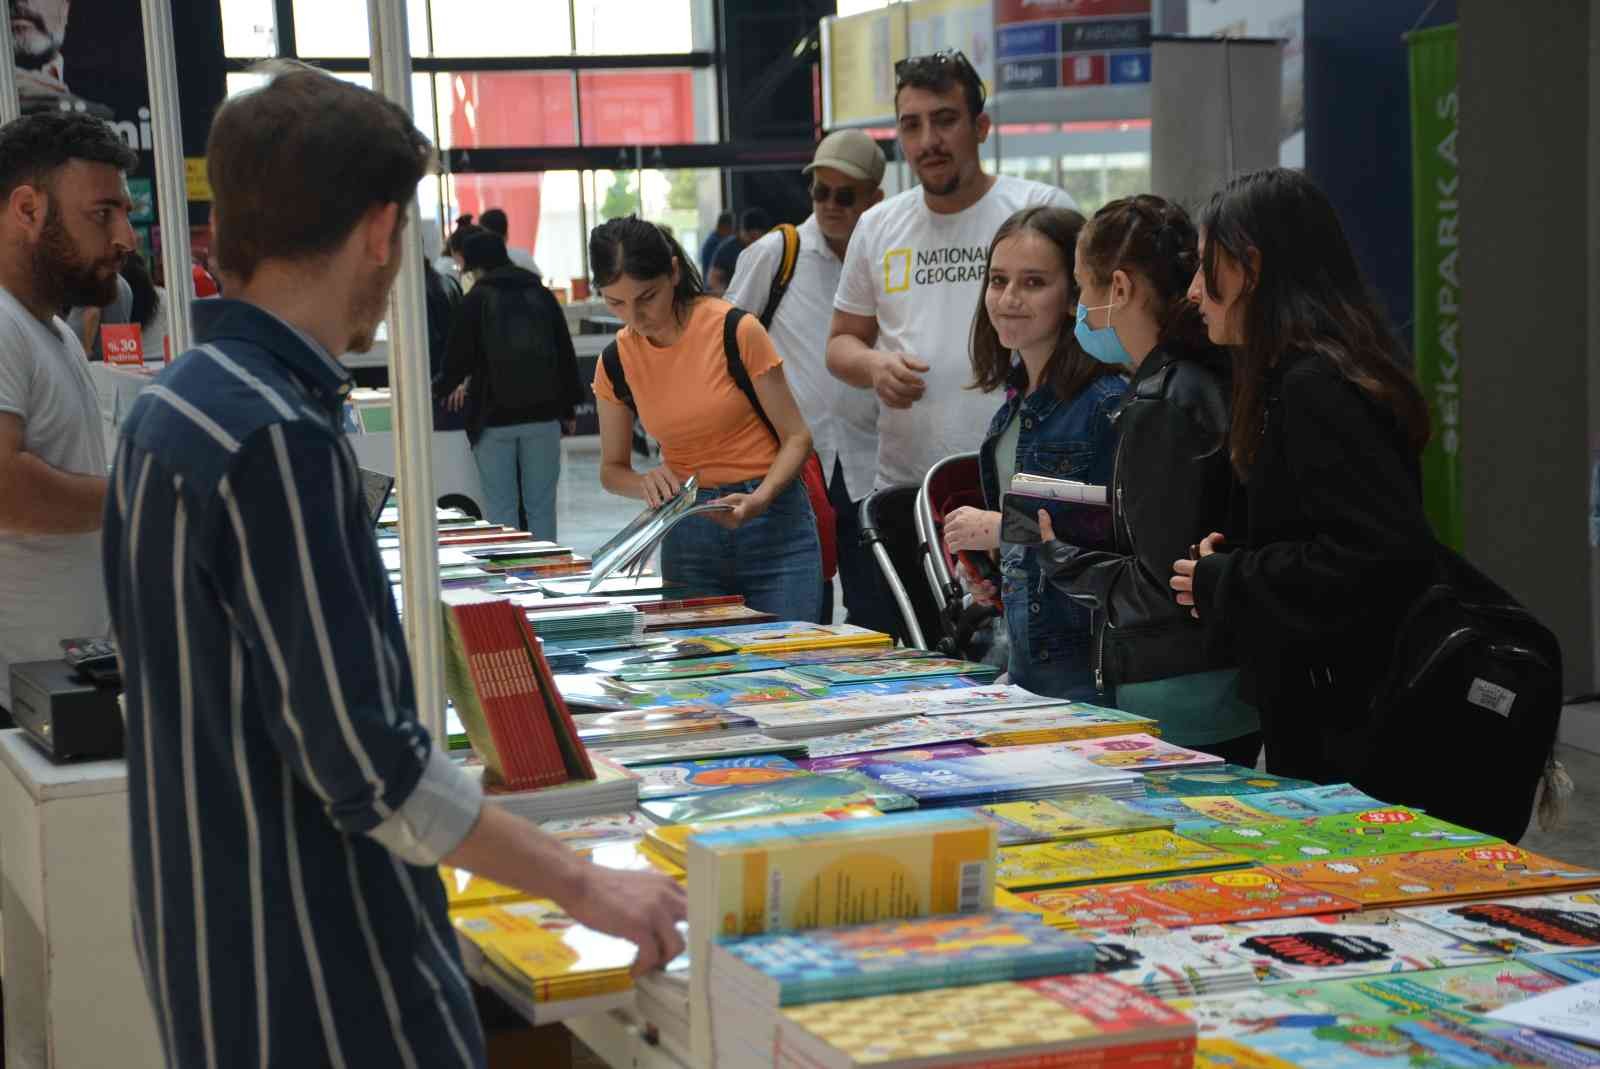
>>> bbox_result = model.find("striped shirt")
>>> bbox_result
[102,299,487,1069]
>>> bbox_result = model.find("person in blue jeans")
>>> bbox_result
[436,231,582,537]
[589,216,822,621]
[943,206,1124,701]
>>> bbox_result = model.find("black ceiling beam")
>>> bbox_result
[226,52,714,74]
[443,140,832,175]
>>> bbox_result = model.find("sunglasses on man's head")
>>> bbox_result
[811,181,858,208]
[894,48,977,85]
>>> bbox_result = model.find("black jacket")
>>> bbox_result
[1193,350,1435,781]
[1036,340,1237,691]
[434,266,583,442]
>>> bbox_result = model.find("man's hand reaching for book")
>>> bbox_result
[564,865,688,975]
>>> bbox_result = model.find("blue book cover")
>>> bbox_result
[718,912,1094,1005]
[634,754,806,801]
[853,749,1123,804]
[1522,949,1600,982]
[639,770,919,826]
[824,675,992,699]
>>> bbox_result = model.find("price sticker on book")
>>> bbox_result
[102,323,145,367]
[1356,809,1416,825]
[1463,846,1524,864]
[1210,872,1272,888]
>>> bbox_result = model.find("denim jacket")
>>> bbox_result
[979,369,1125,684]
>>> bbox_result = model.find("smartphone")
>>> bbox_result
[1000,491,1114,550]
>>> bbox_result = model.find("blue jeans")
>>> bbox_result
[1001,553,1098,702]
[662,477,824,622]
[474,420,561,538]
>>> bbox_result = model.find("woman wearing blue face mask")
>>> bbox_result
[943,206,1125,700]
[1036,195,1261,764]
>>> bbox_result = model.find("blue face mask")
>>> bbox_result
[1074,301,1133,367]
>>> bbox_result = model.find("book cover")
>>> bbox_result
[1125,794,1282,831]
[822,675,995,698]
[852,749,1136,806]
[941,703,1161,746]
[649,622,893,654]
[621,635,742,662]
[1194,1014,1556,1069]
[1141,765,1320,798]
[644,805,882,867]
[776,973,1195,1067]
[974,796,1173,847]
[633,755,808,801]
[439,866,526,911]
[1045,733,1225,771]
[718,913,1095,1005]
[1487,979,1600,1048]
[1263,960,1569,1022]
[451,898,637,1002]
[1524,949,1600,983]
[1017,871,1357,930]
[1084,923,1263,994]
[592,733,804,767]
[536,811,655,852]
[639,603,778,631]
[613,654,791,682]
[1219,911,1503,981]
[799,742,985,772]
[803,715,984,759]
[997,831,1251,891]
[788,655,999,685]
[1265,847,1600,908]
[1401,892,1600,955]
[574,706,758,746]
[1184,808,1502,864]
[640,770,915,826]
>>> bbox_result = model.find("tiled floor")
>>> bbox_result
[553,441,1600,1064]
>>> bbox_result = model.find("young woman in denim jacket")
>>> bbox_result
[943,206,1125,701]
[1034,195,1261,765]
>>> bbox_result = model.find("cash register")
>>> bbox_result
[9,637,125,762]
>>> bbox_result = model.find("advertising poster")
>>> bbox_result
[993,0,1151,95]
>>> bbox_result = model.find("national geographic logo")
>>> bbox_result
[883,244,988,294]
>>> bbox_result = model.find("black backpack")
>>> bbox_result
[1359,547,1562,843]
[477,281,555,411]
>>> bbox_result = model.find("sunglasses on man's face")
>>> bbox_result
[811,181,858,208]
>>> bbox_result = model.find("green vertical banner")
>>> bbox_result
[1408,24,1462,549]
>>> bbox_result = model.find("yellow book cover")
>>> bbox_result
[1196,1038,1300,1068]
[997,830,1250,891]
[451,899,635,1003]
[586,838,687,881]
[645,804,882,867]
[977,797,1173,846]
[708,623,894,655]
[438,866,527,911]
[994,887,1076,930]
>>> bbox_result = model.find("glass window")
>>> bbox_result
[578,70,698,145]
[434,72,579,149]
[291,0,428,57]
[429,0,572,57]
[1059,151,1151,216]
[445,172,585,288]
[572,0,693,55]
[221,0,277,58]
[997,156,1056,188]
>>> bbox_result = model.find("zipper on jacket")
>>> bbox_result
[1094,609,1106,693]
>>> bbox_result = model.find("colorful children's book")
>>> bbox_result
[1194,1019,1556,1069]
[755,686,1070,741]
[1084,922,1264,997]
[974,796,1173,847]
[997,831,1251,891]
[633,755,808,800]
[647,621,893,655]
[1183,808,1503,864]
[439,866,526,911]
[775,974,1197,1069]
[852,748,1142,807]
[1401,892,1600,955]
[535,811,656,852]
[589,732,805,766]
[822,675,993,698]
[1037,733,1224,772]
[611,655,791,682]
[1266,847,1600,908]
[573,706,758,747]
[1216,911,1504,982]
[799,742,984,772]
[639,770,915,826]
[642,805,882,867]
[451,898,638,1003]
[1244,784,1393,820]
[938,703,1161,746]
[1141,764,1319,798]
[788,655,1001,686]
[1524,949,1600,983]
[1125,794,1287,830]
[1488,979,1600,1049]
[1016,871,1358,930]
[558,669,827,711]
[1126,785,1393,832]
[802,717,985,760]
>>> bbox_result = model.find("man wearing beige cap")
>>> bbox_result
[725,129,886,626]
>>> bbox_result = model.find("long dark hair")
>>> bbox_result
[1078,194,1208,351]
[969,205,1118,401]
[589,215,704,319]
[1199,168,1430,475]
[121,252,159,329]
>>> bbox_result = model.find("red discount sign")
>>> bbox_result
[1464,847,1523,864]
[1357,809,1416,825]
[102,323,145,367]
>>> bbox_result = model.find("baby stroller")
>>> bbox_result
[859,453,999,658]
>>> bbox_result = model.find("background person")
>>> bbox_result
[0,111,135,719]
[436,230,581,538]
[479,206,542,277]
[699,209,733,280]
[121,250,167,361]
[942,207,1123,700]
[591,215,822,621]
[724,130,885,626]
[1033,195,1260,764]
[706,206,770,295]
[1172,168,1434,783]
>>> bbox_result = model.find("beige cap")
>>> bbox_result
[803,129,887,186]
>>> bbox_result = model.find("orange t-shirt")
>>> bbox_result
[592,298,783,486]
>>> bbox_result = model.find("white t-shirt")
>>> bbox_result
[834,175,1077,489]
[723,215,881,503]
[0,287,109,709]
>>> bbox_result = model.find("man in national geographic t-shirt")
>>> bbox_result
[827,49,1077,492]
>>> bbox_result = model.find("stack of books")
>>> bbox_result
[595,732,805,767]
[519,602,644,646]
[1015,870,1357,930]
[642,806,883,869]
[684,810,999,1066]
[973,796,1174,846]
[640,769,915,826]
[639,600,778,631]
[440,589,595,791]
[785,655,1001,687]
[772,973,1196,1069]
[1139,764,1318,798]
[652,622,894,656]
[752,685,1086,743]
[574,707,761,747]
[707,913,1097,1067]
[479,754,639,822]
[451,898,637,1021]
[850,748,1143,807]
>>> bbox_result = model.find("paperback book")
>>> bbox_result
[1125,785,1391,831]
[536,810,656,852]
[1265,847,1600,908]
[1194,1013,1561,1069]
[639,769,915,826]
[1016,871,1358,930]
[613,654,791,682]
[938,703,1161,747]
[998,831,1251,892]
[1401,891,1600,955]
[1217,910,1504,981]
[451,898,637,1003]
[556,669,827,711]
[643,805,883,868]
[753,685,1069,741]
[1085,922,1265,998]
[1525,950,1600,983]
[573,707,759,747]
[1182,808,1503,864]
[799,742,984,772]
[1141,765,1320,798]
[651,621,894,655]
[1041,733,1225,772]
[852,748,1143,807]
[974,796,1173,847]
[786,655,1001,686]
[590,732,805,767]
[633,755,808,801]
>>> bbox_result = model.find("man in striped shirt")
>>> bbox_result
[102,66,686,1068]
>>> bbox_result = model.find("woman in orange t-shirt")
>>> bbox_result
[589,216,822,621]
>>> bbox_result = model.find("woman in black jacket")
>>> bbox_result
[436,231,584,538]
[1034,195,1260,765]
[1171,168,1435,783]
